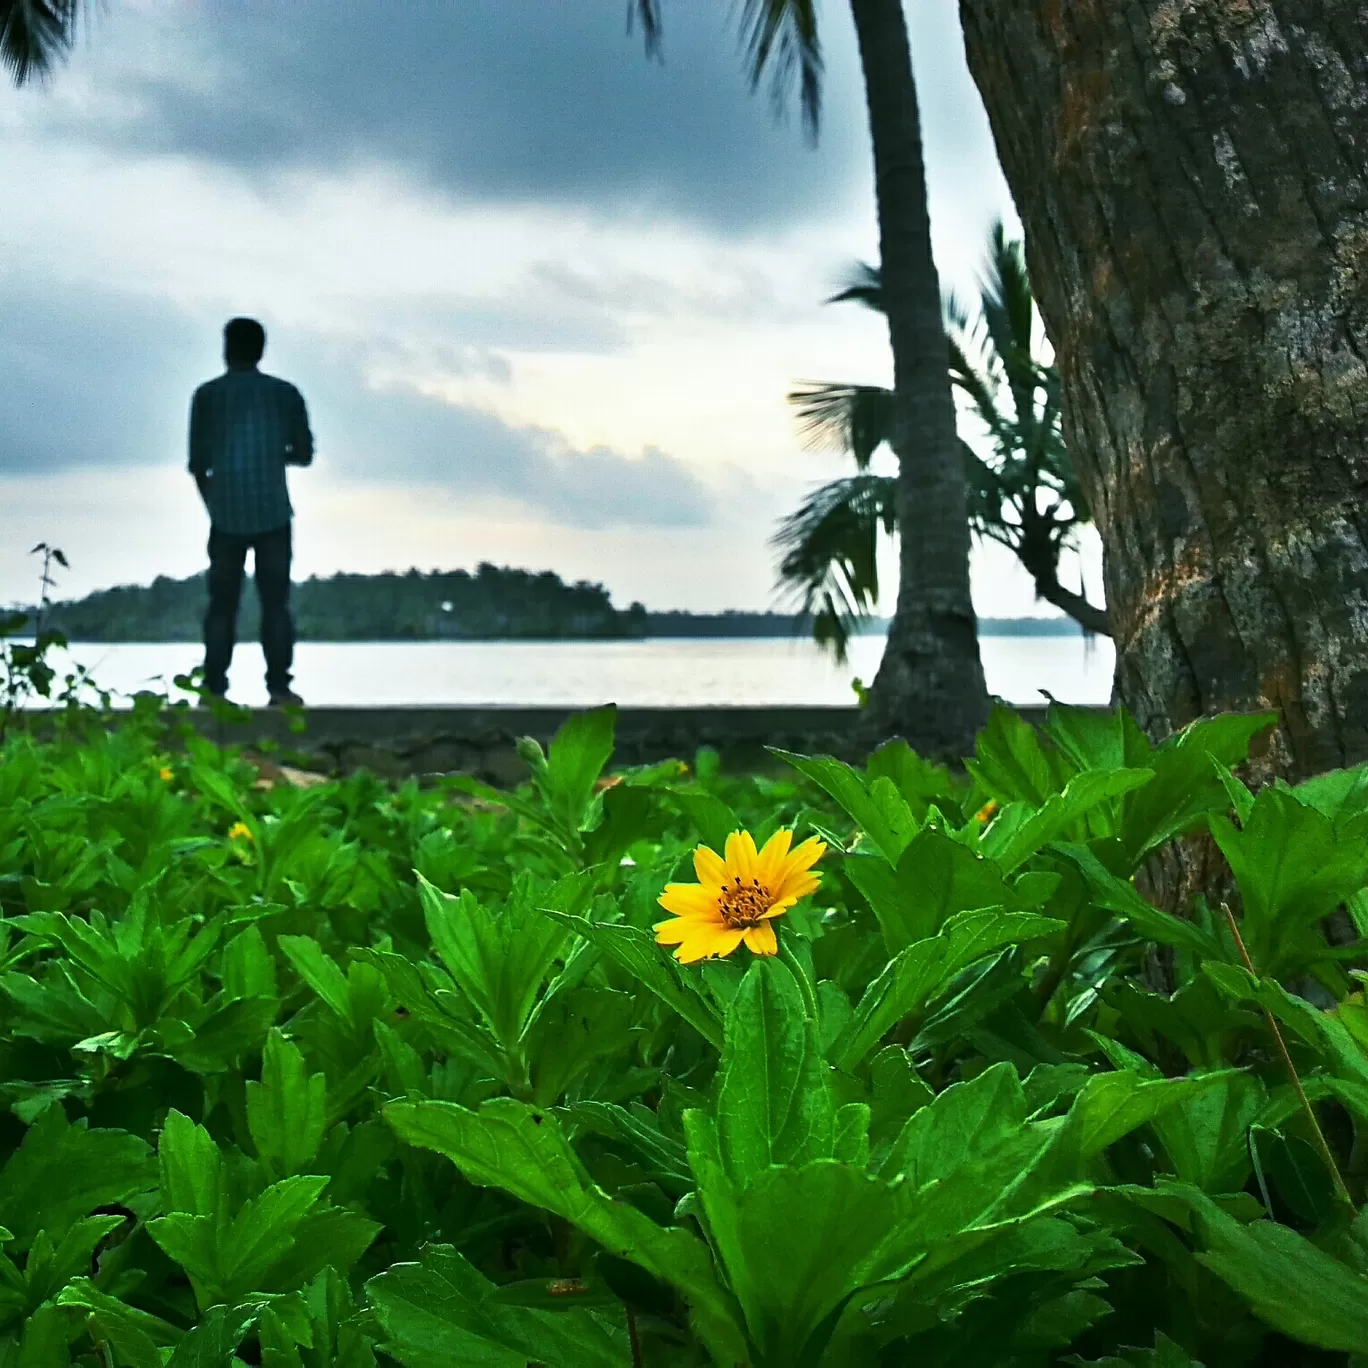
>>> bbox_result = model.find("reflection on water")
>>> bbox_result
[35,634,1115,710]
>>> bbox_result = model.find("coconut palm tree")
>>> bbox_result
[1,0,88,86]
[631,0,990,757]
[775,219,1109,661]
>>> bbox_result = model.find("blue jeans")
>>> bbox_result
[203,523,294,695]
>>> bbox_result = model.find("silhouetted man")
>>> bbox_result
[189,317,313,706]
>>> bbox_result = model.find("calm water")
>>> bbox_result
[32,634,1115,709]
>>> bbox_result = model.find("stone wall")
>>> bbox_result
[186,704,1073,783]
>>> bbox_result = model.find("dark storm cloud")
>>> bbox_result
[0,279,203,473]
[0,274,715,530]
[47,0,870,236]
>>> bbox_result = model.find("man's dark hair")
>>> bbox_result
[224,317,266,366]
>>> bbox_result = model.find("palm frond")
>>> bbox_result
[977,221,1049,464]
[945,333,1015,454]
[786,381,894,468]
[778,218,1102,641]
[981,219,1035,363]
[2,0,85,86]
[630,0,822,146]
[960,439,1017,545]
[824,259,884,313]
[625,0,664,60]
[771,473,896,662]
[730,0,823,148]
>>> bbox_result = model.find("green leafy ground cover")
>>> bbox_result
[2,699,1368,1365]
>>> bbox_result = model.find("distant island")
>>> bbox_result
[9,564,1085,642]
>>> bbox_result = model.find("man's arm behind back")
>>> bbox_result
[283,380,314,467]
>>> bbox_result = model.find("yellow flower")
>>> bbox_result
[655,829,825,964]
[227,821,254,843]
[159,767,174,782]
[974,800,998,824]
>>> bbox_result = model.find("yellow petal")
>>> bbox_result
[658,884,720,920]
[772,873,820,908]
[724,830,759,883]
[770,838,825,902]
[759,896,798,920]
[755,828,793,888]
[693,844,727,886]
[742,921,778,955]
[654,917,691,944]
[672,926,746,964]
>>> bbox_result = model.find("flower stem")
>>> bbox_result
[1219,901,1355,1215]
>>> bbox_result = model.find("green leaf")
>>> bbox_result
[418,875,568,1051]
[879,1061,1027,1183]
[983,768,1154,873]
[1202,962,1368,1087]
[689,1157,922,1367]
[1210,786,1368,973]
[539,705,618,834]
[524,985,639,1107]
[277,935,353,1026]
[367,1243,628,1367]
[1055,843,1224,958]
[1043,702,1152,776]
[1293,760,1368,830]
[263,1204,382,1294]
[562,1101,692,1195]
[156,1109,223,1220]
[0,1105,155,1249]
[149,1174,332,1308]
[715,958,834,1187]
[968,705,1062,806]
[221,924,279,1000]
[845,828,1011,953]
[867,1046,933,1152]
[1169,1183,1368,1351]
[1117,712,1276,866]
[1062,1069,1245,1160]
[832,910,1064,1071]
[1066,1329,1207,1366]
[1249,1125,1335,1225]
[582,784,666,866]
[247,1030,327,1180]
[1147,1070,1264,1194]
[383,1098,740,1359]
[14,1303,70,1368]
[544,912,721,1049]
[863,740,957,821]
[164,1303,262,1367]
[771,750,918,863]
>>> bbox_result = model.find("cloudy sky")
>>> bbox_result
[0,0,1100,615]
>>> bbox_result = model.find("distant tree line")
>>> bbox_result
[26,565,635,642]
[7,564,1082,642]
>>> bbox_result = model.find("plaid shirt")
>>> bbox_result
[188,368,313,534]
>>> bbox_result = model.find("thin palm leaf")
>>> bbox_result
[786,382,893,469]
[771,473,897,662]
[628,0,823,145]
[1,0,85,86]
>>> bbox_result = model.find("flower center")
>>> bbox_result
[719,875,772,928]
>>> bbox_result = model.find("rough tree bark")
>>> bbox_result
[852,0,992,761]
[957,0,1368,798]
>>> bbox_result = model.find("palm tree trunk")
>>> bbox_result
[958,0,1368,787]
[851,0,990,762]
